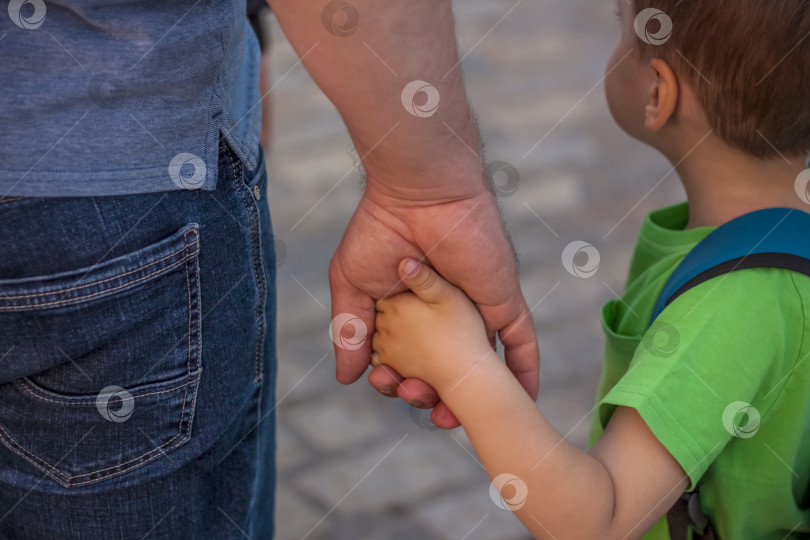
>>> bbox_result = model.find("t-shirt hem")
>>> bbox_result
[0,165,216,197]
[601,386,715,491]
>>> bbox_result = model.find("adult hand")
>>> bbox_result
[330,185,539,429]
[269,0,539,427]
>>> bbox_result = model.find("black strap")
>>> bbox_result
[667,491,718,539]
[668,494,691,539]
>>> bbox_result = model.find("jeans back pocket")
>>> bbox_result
[0,224,202,488]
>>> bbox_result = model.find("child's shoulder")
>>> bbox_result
[653,204,810,337]
[661,265,806,332]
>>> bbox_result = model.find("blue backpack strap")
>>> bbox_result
[651,207,810,324]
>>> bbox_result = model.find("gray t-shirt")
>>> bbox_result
[0,0,261,196]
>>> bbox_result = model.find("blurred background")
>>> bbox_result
[259,1,685,538]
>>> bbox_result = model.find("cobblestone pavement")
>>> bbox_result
[264,1,685,538]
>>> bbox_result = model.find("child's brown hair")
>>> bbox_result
[633,0,810,158]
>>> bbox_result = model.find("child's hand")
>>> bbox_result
[372,258,496,392]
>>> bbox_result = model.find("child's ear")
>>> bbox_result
[644,58,678,132]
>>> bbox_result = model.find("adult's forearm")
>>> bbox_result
[267,0,484,200]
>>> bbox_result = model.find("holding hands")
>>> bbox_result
[329,189,540,429]
[372,258,499,395]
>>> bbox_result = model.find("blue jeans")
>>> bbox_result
[0,139,277,539]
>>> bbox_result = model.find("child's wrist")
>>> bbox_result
[432,345,502,396]
[434,349,523,426]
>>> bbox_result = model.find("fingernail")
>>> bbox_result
[411,400,424,408]
[380,386,395,395]
[403,258,420,277]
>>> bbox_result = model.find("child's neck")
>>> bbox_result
[673,142,808,229]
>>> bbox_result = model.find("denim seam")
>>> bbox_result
[182,246,203,437]
[0,237,203,487]
[1,375,199,486]
[16,375,200,404]
[0,231,199,307]
[186,237,194,384]
[0,390,196,486]
[0,232,197,300]
[227,143,266,384]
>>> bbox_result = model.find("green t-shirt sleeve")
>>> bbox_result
[600,270,794,490]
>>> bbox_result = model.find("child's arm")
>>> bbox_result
[373,259,688,540]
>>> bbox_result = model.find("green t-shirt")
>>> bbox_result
[589,202,810,539]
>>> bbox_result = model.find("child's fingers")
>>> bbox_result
[371,329,388,350]
[397,258,459,304]
[374,311,386,333]
[375,297,390,313]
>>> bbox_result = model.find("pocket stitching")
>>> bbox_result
[0,230,198,308]
[229,145,266,384]
[0,381,197,486]
[16,375,199,404]
[0,228,203,487]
